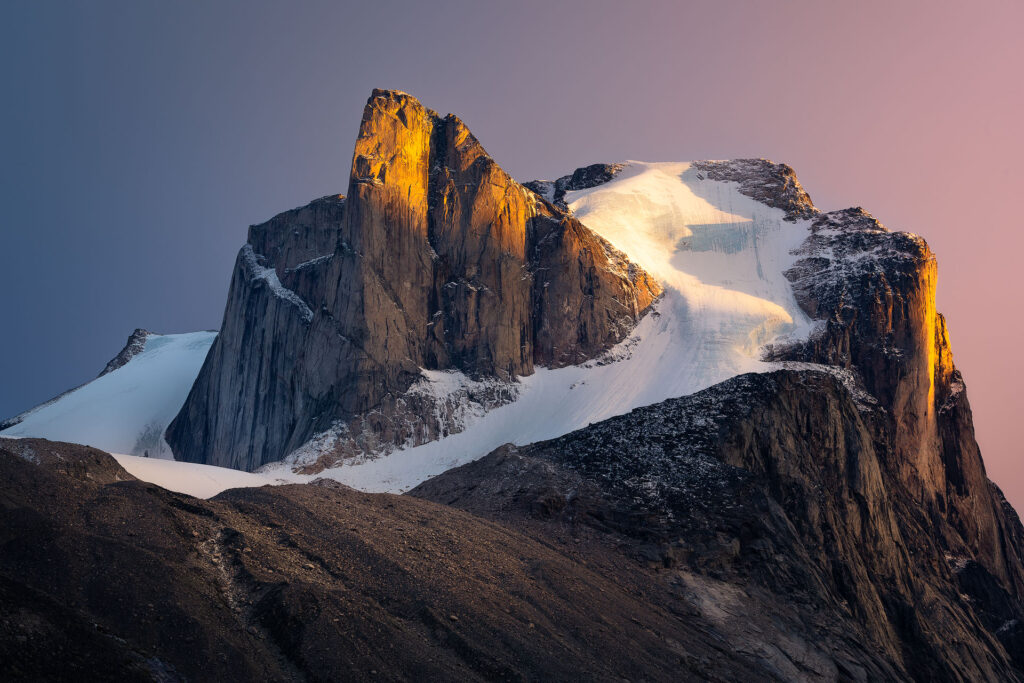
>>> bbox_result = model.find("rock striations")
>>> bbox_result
[167,90,660,471]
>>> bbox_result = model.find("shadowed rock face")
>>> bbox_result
[167,90,659,471]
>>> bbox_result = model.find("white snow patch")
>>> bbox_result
[242,244,314,322]
[112,452,286,499]
[0,332,216,459]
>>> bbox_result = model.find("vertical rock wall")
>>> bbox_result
[167,90,659,471]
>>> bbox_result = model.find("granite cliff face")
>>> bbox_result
[167,90,659,471]
[770,207,1024,604]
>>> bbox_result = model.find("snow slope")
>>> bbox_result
[261,161,816,492]
[1,332,216,458]
[111,452,284,499]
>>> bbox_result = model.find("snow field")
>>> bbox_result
[1,332,216,459]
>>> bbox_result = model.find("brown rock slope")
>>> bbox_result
[412,371,1023,681]
[2,437,774,682]
[167,89,659,471]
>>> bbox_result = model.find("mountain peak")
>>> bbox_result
[99,328,151,377]
[167,90,660,471]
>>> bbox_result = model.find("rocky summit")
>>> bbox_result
[167,89,660,472]
[3,88,1024,682]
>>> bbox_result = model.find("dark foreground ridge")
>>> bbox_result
[414,369,1024,681]
[2,437,772,682]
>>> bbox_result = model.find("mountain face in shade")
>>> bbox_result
[412,368,1024,679]
[166,90,660,471]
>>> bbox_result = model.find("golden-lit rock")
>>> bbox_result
[168,89,660,471]
[776,206,1024,598]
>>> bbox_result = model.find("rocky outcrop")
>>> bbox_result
[769,207,1024,608]
[523,162,626,208]
[692,158,818,220]
[413,369,1024,681]
[167,90,659,471]
[99,328,151,376]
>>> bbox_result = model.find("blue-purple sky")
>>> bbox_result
[2,1,1022,505]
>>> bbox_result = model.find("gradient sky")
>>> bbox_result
[2,1,1022,506]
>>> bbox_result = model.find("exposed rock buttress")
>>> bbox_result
[167,90,659,471]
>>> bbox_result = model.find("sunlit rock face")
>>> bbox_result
[768,205,1024,623]
[166,89,660,472]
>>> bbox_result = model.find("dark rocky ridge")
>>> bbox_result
[167,90,659,472]
[412,369,1024,681]
[98,328,151,376]
[1,437,779,682]
[692,158,818,220]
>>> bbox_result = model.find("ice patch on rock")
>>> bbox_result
[241,244,314,322]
